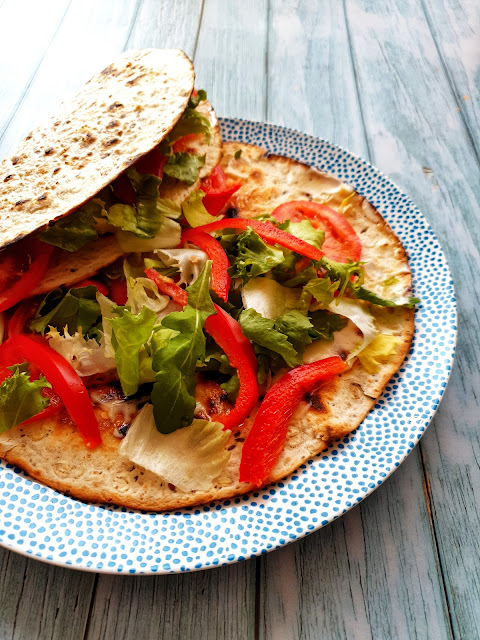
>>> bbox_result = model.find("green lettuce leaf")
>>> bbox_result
[280,219,325,250]
[353,286,420,309]
[273,310,314,353]
[239,308,301,368]
[187,89,207,109]
[30,286,101,336]
[0,365,51,433]
[304,277,339,308]
[182,190,223,227]
[40,200,103,252]
[108,168,181,238]
[167,107,212,143]
[151,262,215,433]
[308,310,348,340]
[231,229,285,280]
[163,152,206,184]
[108,306,157,396]
[319,257,419,308]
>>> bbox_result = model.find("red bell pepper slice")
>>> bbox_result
[172,134,203,153]
[112,173,137,205]
[0,336,101,449]
[135,147,168,178]
[144,269,188,307]
[109,278,128,306]
[189,218,323,262]
[8,301,35,337]
[204,304,259,430]
[239,356,347,487]
[73,279,109,297]
[272,201,362,263]
[200,166,242,216]
[0,241,53,312]
[21,387,63,425]
[181,228,231,302]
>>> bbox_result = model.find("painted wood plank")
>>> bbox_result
[266,0,369,157]
[0,0,71,133]
[86,5,260,640]
[126,0,203,58]
[194,0,269,121]
[342,1,480,638]
[0,547,95,640]
[260,452,453,640]
[0,0,143,157]
[260,3,454,638]
[421,0,480,158]
[86,560,256,640]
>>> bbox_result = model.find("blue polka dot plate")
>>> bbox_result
[0,119,456,574]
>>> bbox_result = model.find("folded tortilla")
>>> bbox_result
[0,142,415,511]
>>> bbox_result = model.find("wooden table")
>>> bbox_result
[0,1,478,638]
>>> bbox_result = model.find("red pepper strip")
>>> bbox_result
[0,346,63,424]
[21,387,63,425]
[73,279,109,297]
[135,147,168,178]
[189,218,323,262]
[172,133,203,153]
[201,166,242,216]
[112,173,137,205]
[0,242,53,312]
[144,269,188,307]
[204,304,259,430]
[239,356,347,487]
[181,229,231,302]
[8,301,35,337]
[0,336,101,449]
[272,201,362,263]
[109,278,128,306]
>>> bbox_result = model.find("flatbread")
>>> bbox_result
[28,96,222,296]
[0,49,194,248]
[0,142,415,511]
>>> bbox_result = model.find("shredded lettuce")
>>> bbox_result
[239,308,302,368]
[40,200,103,252]
[151,262,215,433]
[231,229,285,280]
[357,334,402,373]
[108,306,157,396]
[116,217,182,252]
[155,247,208,286]
[30,286,101,337]
[279,219,325,250]
[241,277,301,320]
[46,327,115,377]
[327,297,378,361]
[182,190,223,227]
[353,286,420,309]
[0,365,51,432]
[167,109,212,144]
[309,310,348,341]
[119,404,230,491]
[163,152,206,184]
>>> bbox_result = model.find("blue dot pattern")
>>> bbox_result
[0,119,456,574]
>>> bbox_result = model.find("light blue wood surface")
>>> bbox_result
[0,1,479,638]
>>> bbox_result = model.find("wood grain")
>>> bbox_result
[344,0,480,638]
[0,1,478,639]
[0,547,95,640]
[86,561,256,640]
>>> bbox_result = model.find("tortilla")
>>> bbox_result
[0,142,415,511]
[0,49,194,248]
[29,96,222,295]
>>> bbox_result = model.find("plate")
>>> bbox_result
[0,119,456,574]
